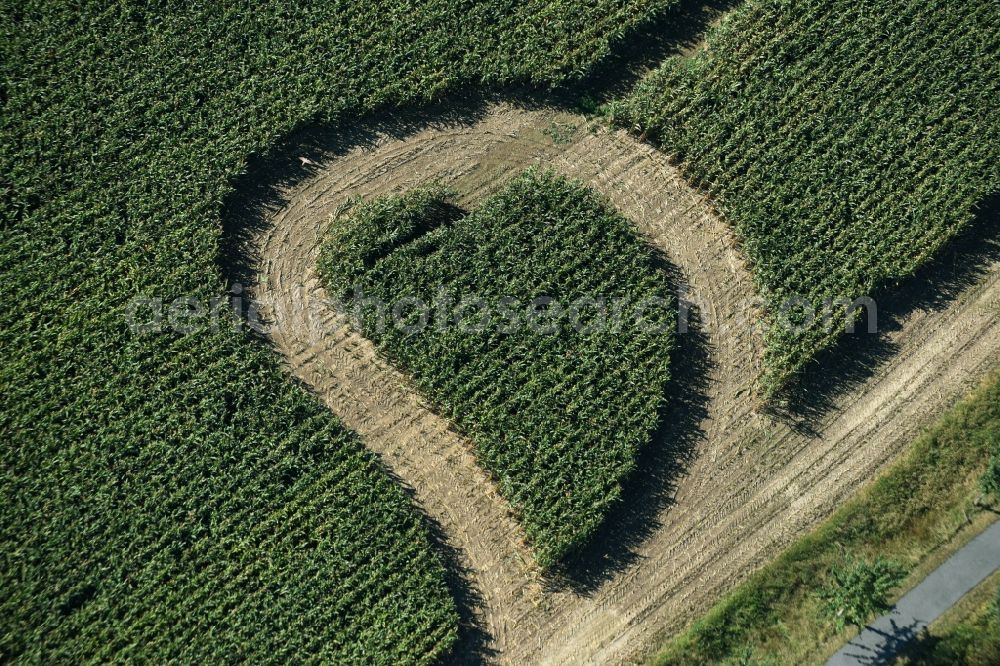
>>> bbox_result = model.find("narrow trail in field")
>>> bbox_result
[247,103,1000,664]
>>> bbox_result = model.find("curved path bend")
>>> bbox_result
[247,103,1000,664]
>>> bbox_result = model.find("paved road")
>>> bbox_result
[825,518,1000,665]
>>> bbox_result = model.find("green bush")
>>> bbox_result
[819,556,907,632]
[983,445,1000,500]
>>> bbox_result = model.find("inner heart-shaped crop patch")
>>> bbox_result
[318,167,676,566]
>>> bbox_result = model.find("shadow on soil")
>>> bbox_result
[772,194,1000,431]
[219,1,741,660]
[549,261,711,594]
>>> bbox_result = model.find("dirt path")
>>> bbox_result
[247,103,1000,664]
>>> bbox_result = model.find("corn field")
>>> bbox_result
[0,1,675,662]
[611,0,1000,393]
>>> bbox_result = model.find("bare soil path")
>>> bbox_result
[245,103,1000,664]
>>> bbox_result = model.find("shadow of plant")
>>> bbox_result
[773,193,1000,430]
